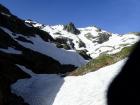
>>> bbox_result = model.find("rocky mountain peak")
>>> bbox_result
[63,22,80,35]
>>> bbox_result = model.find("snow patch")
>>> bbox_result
[15,35,87,67]
[16,64,36,76]
[0,47,22,54]
[11,59,126,105]
[0,26,86,67]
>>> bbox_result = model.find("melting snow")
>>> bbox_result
[12,59,126,105]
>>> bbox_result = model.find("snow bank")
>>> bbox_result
[16,35,86,67]
[12,74,64,105]
[52,59,126,105]
[11,59,126,105]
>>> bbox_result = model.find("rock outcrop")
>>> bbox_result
[63,22,80,35]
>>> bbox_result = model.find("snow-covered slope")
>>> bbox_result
[26,20,140,59]
[45,26,139,58]
[11,59,126,105]
[0,26,86,67]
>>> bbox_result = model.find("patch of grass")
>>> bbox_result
[120,43,130,47]
[69,45,135,76]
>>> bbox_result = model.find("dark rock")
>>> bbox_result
[0,28,23,49]
[55,37,68,44]
[0,4,11,14]
[107,41,140,105]
[78,40,86,48]
[55,37,74,49]
[77,50,91,60]
[63,22,80,35]
[0,60,30,105]
[56,43,71,50]
[0,9,54,42]
[54,32,62,35]
[129,32,140,36]
[97,32,111,44]
[96,28,102,32]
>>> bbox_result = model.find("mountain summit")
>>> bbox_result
[63,22,81,35]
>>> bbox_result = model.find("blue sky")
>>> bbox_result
[0,0,140,34]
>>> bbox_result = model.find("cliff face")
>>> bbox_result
[0,4,30,105]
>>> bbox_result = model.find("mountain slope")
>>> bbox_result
[24,20,139,76]
[0,4,140,105]
[70,45,135,75]
[0,4,85,105]
[26,20,139,59]
[0,4,87,75]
